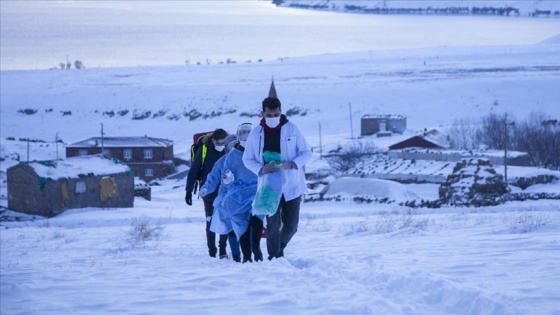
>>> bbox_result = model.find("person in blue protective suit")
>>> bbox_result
[243,82,312,260]
[200,123,264,263]
[205,134,242,262]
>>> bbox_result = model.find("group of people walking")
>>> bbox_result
[185,81,312,263]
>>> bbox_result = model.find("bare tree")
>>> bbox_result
[325,141,380,172]
[446,117,481,150]
[477,112,509,149]
[513,112,560,169]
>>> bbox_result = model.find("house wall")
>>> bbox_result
[361,117,406,136]
[345,173,447,184]
[7,165,45,215]
[66,145,175,180]
[8,164,134,217]
[389,118,407,134]
[128,161,175,181]
[388,150,531,166]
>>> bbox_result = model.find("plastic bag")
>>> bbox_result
[253,151,284,216]
[253,168,282,216]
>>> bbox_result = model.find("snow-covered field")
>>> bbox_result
[1,180,559,314]
[2,2,560,314]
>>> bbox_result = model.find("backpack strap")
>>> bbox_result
[201,144,207,170]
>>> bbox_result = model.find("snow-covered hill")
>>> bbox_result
[2,42,559,147]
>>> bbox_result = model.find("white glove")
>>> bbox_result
[222,169,234,185]
[199,188,208,198]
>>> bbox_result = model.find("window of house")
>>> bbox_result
[145,168,154,177]
[79,149,88,156]
[124,149,132,160]
[144,149,153,159]
[75,181,86,193]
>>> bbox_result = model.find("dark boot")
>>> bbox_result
[253,247,263,262]
[219,248,228,259]
[251,216,264,262]
[277,243,287,258]
[239,226,252,262]
[218,234,228,259]
[209,248,217,258]
[233,254,241,263]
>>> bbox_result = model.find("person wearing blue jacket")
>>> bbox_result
[243,87,312,260]
[206,134,242,262]
[185,128,229,258]
[201,123,264,263]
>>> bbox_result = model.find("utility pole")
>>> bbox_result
[101,123,105,156]
[319,121,323,159]
[349,103,354,139]
[504,113,508,183]
[504,113,515,183]
[55,132,59,160]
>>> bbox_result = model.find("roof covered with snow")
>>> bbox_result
[20,154,131,180]
[66,136,173,148]
[362,114,406,120]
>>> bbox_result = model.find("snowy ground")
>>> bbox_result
[1,181,560,314]
[2,44,560,314]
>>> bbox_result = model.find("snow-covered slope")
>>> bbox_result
[2,42,559,148]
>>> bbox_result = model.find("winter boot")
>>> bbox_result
[253,247,263,262]
[233,254,241,263]
[242,256,253,264]
[277,242,287,258]
[219,247,228,259]
[209,248,217,258]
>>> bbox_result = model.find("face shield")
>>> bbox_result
[237,123,253,147]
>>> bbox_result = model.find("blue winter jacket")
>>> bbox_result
[202,147,259,239]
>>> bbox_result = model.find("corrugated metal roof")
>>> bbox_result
[362,114,406,120]
[67,136,173,148]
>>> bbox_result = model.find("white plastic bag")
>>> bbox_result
[252,165,283,216]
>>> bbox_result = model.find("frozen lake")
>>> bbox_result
[1,0,559,70]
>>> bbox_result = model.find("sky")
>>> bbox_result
[1,2,560,314]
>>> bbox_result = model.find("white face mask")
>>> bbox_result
[239,140,247,148]
[215,145,225,152]
[265,117,281,128]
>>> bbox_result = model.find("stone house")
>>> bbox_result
[7,155,134,217]
[66,136,174,181]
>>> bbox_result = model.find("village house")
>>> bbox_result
[389,135,445,150]
[7,155,134,217]
[388,130,530,166]
[361,114,407,137]
[66,136,175,181]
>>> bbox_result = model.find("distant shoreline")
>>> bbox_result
[274,1,560,18]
